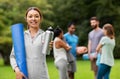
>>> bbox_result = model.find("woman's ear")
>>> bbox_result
[40,18,43,23]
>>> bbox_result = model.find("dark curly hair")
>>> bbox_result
[54,27,63,38]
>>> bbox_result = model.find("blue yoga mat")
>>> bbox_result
[82,53,101,66]
[11,23,28,78]
[82,53,96,60]
[82,54,89,60]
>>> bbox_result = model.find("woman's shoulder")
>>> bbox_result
[39,29,44,32]
[54,37,62,42]
[24,29,44,33]
[101,36,112,42]
[24,30,29,33]
[101,36,108,39]
[54,38,65,45]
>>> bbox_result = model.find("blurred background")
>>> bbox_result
[0,0,120,65]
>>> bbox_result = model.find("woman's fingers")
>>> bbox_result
[16,71,24,79]
[49,41,53,50]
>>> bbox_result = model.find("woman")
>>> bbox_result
[10,7,51,79]
[53,27,71,79]
[96,23,115,79]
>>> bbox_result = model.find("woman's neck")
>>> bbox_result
[29,28,39,38]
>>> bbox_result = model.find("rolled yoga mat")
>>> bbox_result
[82,54,89,60]
[82,53,96,60]
[11,23,28,78]
[82,53,101,66]
[82,53,101,63]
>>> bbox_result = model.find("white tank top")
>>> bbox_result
[53,37,67,63]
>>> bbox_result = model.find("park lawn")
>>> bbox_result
[0,57,120,79]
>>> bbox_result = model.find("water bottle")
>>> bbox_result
[42,27,54,55]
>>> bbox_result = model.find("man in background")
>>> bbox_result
[64,22,78,79]
[88,16,104,79]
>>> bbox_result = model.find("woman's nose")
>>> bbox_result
[32,17,35,20]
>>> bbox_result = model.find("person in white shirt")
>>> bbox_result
[53,27,71,79]
[96,23,115,79]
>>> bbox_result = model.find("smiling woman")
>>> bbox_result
[10,7,51,79]
[25,7,42,30]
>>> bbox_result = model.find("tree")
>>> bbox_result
[0,0,120,65]
[48,0,120,58]
[0,0,54,65]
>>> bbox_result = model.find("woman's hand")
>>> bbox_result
[49,41,53,50]
[15,67,27,79]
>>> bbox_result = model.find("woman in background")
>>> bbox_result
[53,27,71,79]
[96,23,115,79]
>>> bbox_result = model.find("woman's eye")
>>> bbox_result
[35,15,40,18]
[28,15,32,18]
[27,15,40,18]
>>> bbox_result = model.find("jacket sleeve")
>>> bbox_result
[10,47,17,70]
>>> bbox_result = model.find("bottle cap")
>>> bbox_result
[48,27,53,31]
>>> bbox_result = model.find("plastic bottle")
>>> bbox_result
[42,27,54,55]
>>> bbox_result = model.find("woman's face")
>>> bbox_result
[26,10,41,28]
[60,31,64,39]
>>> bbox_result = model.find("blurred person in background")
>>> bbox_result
[64,22,78,79]
[96,23,115,79]
[88,16,104,79]
[53,27,71,79]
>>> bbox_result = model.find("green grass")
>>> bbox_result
[0,57,120,79]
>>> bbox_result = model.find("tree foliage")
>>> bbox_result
[0,0,54,65]
[0,0,120,65]
[48,0,120,58]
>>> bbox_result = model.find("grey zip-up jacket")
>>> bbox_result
[10,29,49,79]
